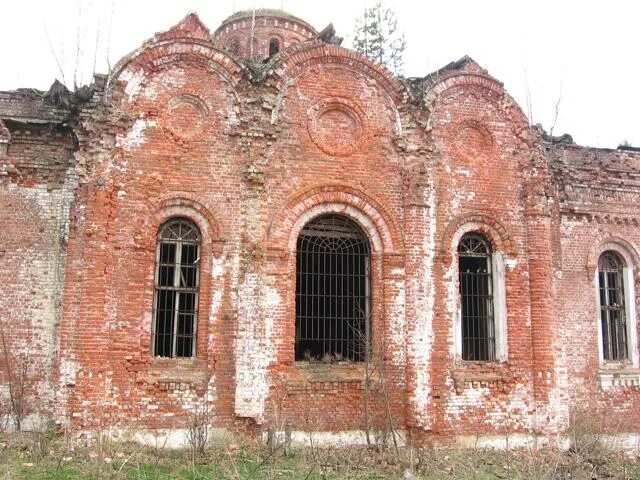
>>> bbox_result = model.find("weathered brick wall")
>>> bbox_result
[552,145,640,432]
[422,64,540,438]
[1,10,639,447]
[0,118,77,429]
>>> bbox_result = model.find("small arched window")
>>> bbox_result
[268,38,280,56]
[598,251,628,361]
[295,214,370,362]
[227,37,241,55]
[153,218,201,358]
[458,233,495,361]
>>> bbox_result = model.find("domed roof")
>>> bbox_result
[215,9,317,35]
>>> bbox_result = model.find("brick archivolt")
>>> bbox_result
[441,212,517,260]
[268,43,404,128]
[108,41,243,104]
[586,235,640,276]
[267,185,403,255]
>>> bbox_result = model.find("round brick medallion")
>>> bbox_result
[162,94,209,141]
[307,99,365,156]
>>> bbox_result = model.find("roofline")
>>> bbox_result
[214,9,317,36]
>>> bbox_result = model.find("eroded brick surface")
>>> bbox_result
[0,10,639,447]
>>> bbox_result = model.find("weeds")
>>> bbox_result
[0,431,638,479]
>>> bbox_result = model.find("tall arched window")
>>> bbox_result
[268,38,280,56]
[458,233,495,361]
[598,251,628,361]
[153,218,201,358]
[295,214,371,362]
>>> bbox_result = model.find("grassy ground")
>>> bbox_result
[1,432,639,479]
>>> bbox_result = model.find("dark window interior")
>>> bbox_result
[295,214,370,362]
[153,219,200,358]
[269,38,280,56]
[458,233,495,361]
[598,251,628,361]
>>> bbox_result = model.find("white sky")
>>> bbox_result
[1,0,638,148]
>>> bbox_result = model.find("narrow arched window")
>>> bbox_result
[295,214,370,362]
[227,37,241,55]
[598,251,628,361]
[268,38,280,56]
[153,218,201,358]
[458,233,495,361]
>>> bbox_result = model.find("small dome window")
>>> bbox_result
[268,38,280,56]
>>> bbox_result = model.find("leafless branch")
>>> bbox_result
[43,23,67,85]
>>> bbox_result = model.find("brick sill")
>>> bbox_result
[279,362,367,392]
[597,367,640,389]
[451,362,513,392]
[147,357,209,385]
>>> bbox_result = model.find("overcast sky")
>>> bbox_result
[1,0,638,148]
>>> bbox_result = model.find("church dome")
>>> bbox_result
[213,9,317,59]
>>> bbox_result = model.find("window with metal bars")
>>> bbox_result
[295,214,371,362]
[598,251,628,361]
[152,218,200,358]
[458,233,495,361]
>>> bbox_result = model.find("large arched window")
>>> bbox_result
[295,214,371,362]
[598,251,628,361]
[153,218,201,358]
[458,233,495,361]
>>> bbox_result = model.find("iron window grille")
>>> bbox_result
[598,251,628,361]
[152,218,201,358]
[295,214,371,362]
[458,233,495,361]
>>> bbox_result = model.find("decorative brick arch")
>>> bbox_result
[135,194,225,257]
[131,195,225,361]
[441,212,516,261]
[424,71,531,136]
[586,235,640,277]
[108,41,244,102]
[267,185,403,255]
[267,42,405,129]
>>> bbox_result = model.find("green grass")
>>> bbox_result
[1,432,639,479]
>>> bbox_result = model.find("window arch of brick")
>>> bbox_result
[153,218,201,358]
[295,213,371,362]
[446,220,510,363]
[458,232,496,361]
[140,197,224,360]
[590,239,640,373]
[267,186,404,365]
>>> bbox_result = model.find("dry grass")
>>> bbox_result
[0,430,638,479]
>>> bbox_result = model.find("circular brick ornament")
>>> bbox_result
[452,120,494,161]
[162,94,209,142]
[307,98,365,156]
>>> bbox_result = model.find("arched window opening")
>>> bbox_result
[458,233,495,361]
[227,37,241,55]
[268,38,280,56]
[598,251,628,361]
[153,218,201,358]
[295,214,371,362]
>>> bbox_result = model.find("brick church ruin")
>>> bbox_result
[1,10,639,448]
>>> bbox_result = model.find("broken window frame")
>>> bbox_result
[294,214,371,363]
[152,218,201,358]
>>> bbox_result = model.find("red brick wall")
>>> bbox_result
[1,12,639,447]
